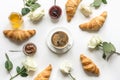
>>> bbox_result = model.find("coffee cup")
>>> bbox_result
[51,31,69,49]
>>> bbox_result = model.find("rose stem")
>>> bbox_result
[23,0,25,7]
[107,52,114,61]
[107,51,120,61]
[5,54,10,61]
[5,54,13,77]
[10,73,20,80]
[54,0,56,5]
[68,73,76,80]
[9,50,21,52]
[114,52,120,55]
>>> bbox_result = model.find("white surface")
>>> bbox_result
[0,0,120,80]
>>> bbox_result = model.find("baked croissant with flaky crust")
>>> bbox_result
[66,0,81,22]
[34,64,52,80]
[3,29,36,41]
[80,54,100,76]
[79,11,107,31]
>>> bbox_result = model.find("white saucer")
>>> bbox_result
[46,27,73,54]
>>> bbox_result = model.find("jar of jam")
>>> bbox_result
[49,5,62,19]
[23,43,37,56]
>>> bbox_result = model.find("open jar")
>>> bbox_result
[23,43,37,56]
[49,5,62,20]
[49,0,62,20]
[9,12,23,29]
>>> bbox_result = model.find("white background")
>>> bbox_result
[0,0,120,80]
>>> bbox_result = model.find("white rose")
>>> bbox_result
[60,61,72,74]
[88,35,102,48]
[29,7,45,22]
[22,56,37,72]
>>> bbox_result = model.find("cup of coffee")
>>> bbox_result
[51,31,69,49]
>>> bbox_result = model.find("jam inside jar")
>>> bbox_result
[49,5,62,19]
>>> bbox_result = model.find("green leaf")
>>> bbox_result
[30,3,40,11]
[93,0,102,8]
[21,66,27,72]
[16,66,21,73]
[102,53,106,59]
[103,42,116,53]
[27,0,37,4]
[16,66,28,77]
[25,2,33,7]
[102,0,107,4]
[109,43,116,51]
[21,8,30,16]
[5,54,13,72]
[20,72,28,77]
[25,0,38,7]
[19,66,28,77]
[5,61,13,72]
[22,0,40,16]
[102,42,116,60]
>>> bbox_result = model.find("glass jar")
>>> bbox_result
[9,12,23,29]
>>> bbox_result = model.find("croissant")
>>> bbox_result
[66,0,81,22]
[34,64,52,80]
[3,29,36,41]
[79,11,107,31]
[80,54,100,76]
